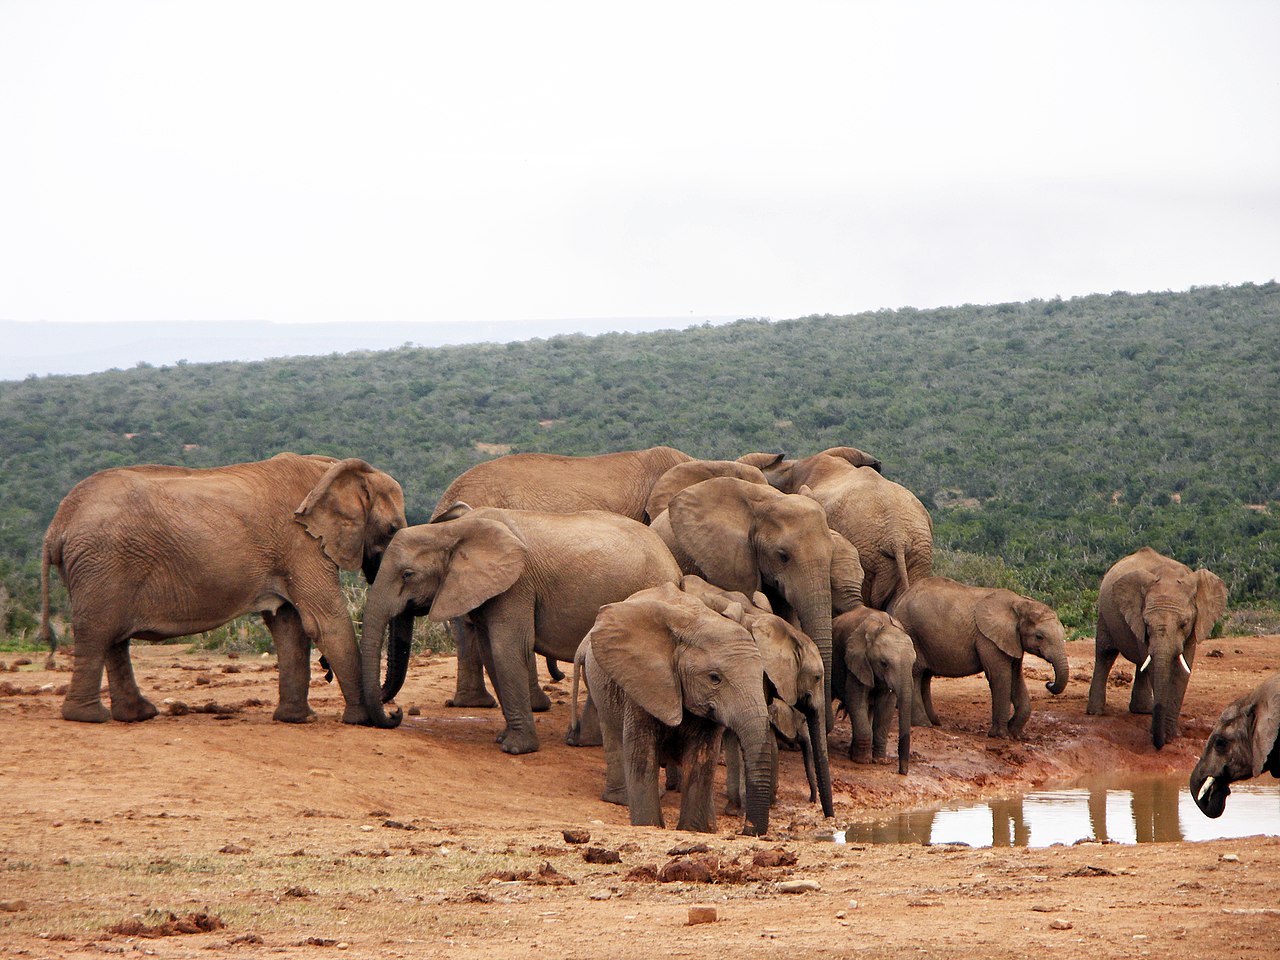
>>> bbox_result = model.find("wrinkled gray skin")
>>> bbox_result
[583,584,774,835]
[1189,672,1280,818]
[740,447,932,610]
[889,576,1069,739]
[1088,547,1228,749]
[833,606,916,774]
[359,507,680,754]
[650,477,866,718]
[37,454,406,725]
[429,446,692,712]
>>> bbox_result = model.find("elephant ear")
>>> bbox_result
[829,530,865,613]
[295,458,377,571]
[1112,567,1158,644]
[737,452,786,471]
[1251,684,1280,778]
[588,598,686,726]
[1192,569,1228,644]
[751,591,774,614]
[749,614,802,706]
[646,460,768,520]
[974,591,1023,659]
[845,628,876,688]
[428,518,527,622]
[667,479,760,595]
[769,701,804,741]
[817,446,882,473]
[432,501,473,523]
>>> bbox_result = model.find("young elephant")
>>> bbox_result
[832,606,916,774]
[1189,672,1280,818]
[889,577,1069,739]
[359,507,680,753]
[583,584,774,835]
[38,454,406,725]
[1087,547,1228,749]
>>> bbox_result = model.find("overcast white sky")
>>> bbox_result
[2,1,1278,327]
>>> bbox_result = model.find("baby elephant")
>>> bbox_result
[583,583,773,835]
[1189,672,1280,818]
[832,606,916,774]
[889,577,1069,739]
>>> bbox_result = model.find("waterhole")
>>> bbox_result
[836,775,1280,848]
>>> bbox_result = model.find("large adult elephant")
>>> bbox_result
[740,447,932,610]
[581,584,774,835]
[1189,672,1280,818]
[37,454,407,725]
[429,446,692,709]
[359,506,681,753]
[889,576,1069,739]
[1087,547,1228,749]
[649,476,865,710]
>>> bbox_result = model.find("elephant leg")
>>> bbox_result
[528,647,552,713]
[676,720,723,833]
[723,729,744,816]
[623,712,665,827]
[979,645,1015,738]
[306,603,368,725]
[265,606,316,723]
[573,692,603,747]
[664,762,681,793]
[1086,633,1118,716]
[916,671,938,727]
[1129,660,1154,715]
[871,688,893,761]
[595,680,628,806]
[104,638,157,722]
[484,607,541,755]
[1009,667,1032,739]
[445,618,497,708]
[848,681,874,763]
[61,620,114,723]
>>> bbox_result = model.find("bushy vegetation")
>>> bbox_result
[2,282,1277,640]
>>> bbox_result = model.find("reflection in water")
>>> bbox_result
[839,776,1280,848]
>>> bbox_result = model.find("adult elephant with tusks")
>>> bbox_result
[358,505,681,753]
[1190,672,1280,818]
[1087,547,1228,749]
[37,454,406,725]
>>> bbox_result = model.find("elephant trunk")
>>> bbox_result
[1045,649,1070,696]
[895,664,914,775]
[380,611,416,702]
[801,699,835,818]
[738,714,774,836]
[792,565,834,721]
[359,591,405,729]
[1150,654,1175,750]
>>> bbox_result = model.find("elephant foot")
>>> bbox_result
[498,728,540,755]
[274,704,319,724]
[62,700,111,723]
[111,697,158,723]
[564,725,603,748]
[873,754,892,765]
[601,787,628,806]
[986,725,1012,739]
[530,687,552,713]
[1128,703,1154,715]
[341,703,374,725]
[1085,703,1105,716]
[446,691,497,708]
[849,749,873,764]
[724,799,744,817]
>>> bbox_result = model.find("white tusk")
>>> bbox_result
[1179,654,1191,675]
[1140,655,1152,672]
[1196,776,1215,803]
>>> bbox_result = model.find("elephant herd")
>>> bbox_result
[36,445,1266,833]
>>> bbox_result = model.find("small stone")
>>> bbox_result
[847,900,859,909]
[337,942,349,950]
[562,829,590,844]
[359,825,375,832]
[1050,920,1073,930]
[408,705,421,716]
[777,879,821,894]
[583,847,621,864]
[752,847,798,868]
[1220,853,1240,863]
[218,844,249,854]
[0,900,28,912]
[836,911,847,919]
[589,890,613,901]
[687,906,717,925]
[168,701,191,716]
[667,840,710,856]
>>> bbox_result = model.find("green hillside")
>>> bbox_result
[3,282,1279,636]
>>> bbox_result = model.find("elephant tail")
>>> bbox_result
[569,646,585,737]
[35,531,59,652]
[877,540,913,609]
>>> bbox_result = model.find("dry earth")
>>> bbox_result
[2,633,1279,959]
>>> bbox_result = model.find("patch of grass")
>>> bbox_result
[1220,605,1280,637]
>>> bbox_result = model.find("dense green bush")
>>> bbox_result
[2,282,1277,640]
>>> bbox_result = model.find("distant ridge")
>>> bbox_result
[0,316,738,380]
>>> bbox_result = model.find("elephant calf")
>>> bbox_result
[889,576,1069,739]
[833,606,915,774]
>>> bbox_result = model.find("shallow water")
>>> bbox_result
[837,774,1280,847]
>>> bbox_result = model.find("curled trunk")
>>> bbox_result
[359,594,405,729]
[380,611,416,702]
[1045,650,1069,695]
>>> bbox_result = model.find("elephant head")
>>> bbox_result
[663,477,837,707]
[1190,673,1280,818]
[359,514,527,728]
[975,591,1070,696]
[1112,562,1228,749]
[294,457,408,585]
[589,584,774,835]
[836,607,915,774]
[645,459,769,521]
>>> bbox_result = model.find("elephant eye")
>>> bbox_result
[776,549,790,565]
[1212,735,1229,754]
[708,672,723,686]
[401,568,415,581]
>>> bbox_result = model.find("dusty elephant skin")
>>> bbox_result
[359,507,681,754]
[428,446,692,711]
[1189,671,1280,817]
[1088,546,1229,749]
[740,446,932,611]
[36,453,406,726]
[833,606,916,774]
[583,584,774,836]
[890,576,1069,739]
